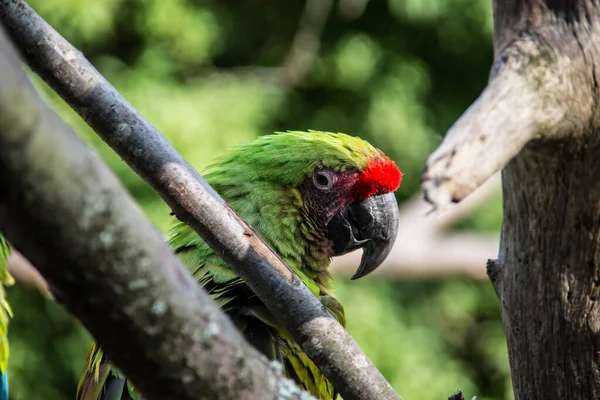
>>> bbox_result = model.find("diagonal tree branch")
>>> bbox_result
[0,25,313,400]
[278,0,334,89]
[0,1,400,399]
[229,0,333,90]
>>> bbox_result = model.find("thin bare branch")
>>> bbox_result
[279,0,334,89]
[337,0,370,20]
[422,68,540,208]
[230,0,333,89]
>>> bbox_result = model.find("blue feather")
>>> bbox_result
[0,370,9,400]
[101,376,124,400]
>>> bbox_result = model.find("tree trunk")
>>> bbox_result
[493,2,600,399]
[496,140,600,399]
[422,1,600,399]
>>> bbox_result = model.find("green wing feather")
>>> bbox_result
[0,235,14,375]
[76,344,131,400]
[77,344,112,400]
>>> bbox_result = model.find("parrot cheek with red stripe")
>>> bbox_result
[302,157,402,280]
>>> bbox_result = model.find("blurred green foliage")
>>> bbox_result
[7,0,509,399]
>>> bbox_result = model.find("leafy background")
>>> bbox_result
[7,0,510,399]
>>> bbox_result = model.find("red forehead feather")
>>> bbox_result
[352,157,402,199]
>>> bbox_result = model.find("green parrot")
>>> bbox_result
[0,235,14,400]
[77,130,402,400]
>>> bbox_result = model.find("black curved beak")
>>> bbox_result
[326,192,400,280]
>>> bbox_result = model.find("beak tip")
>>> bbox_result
[351,237,395,280]
[329,192,400,281]
[350,256,369,280]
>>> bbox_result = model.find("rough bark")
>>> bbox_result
[0,25,314,400]
[0,1,400,399]
[423,0,600,399]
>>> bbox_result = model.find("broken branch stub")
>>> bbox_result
[421,30,592,208]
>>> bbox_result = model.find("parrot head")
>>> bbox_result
[296,142,401,280]
[205,130,402,281]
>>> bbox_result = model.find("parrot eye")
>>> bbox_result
[313,170,337,190]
